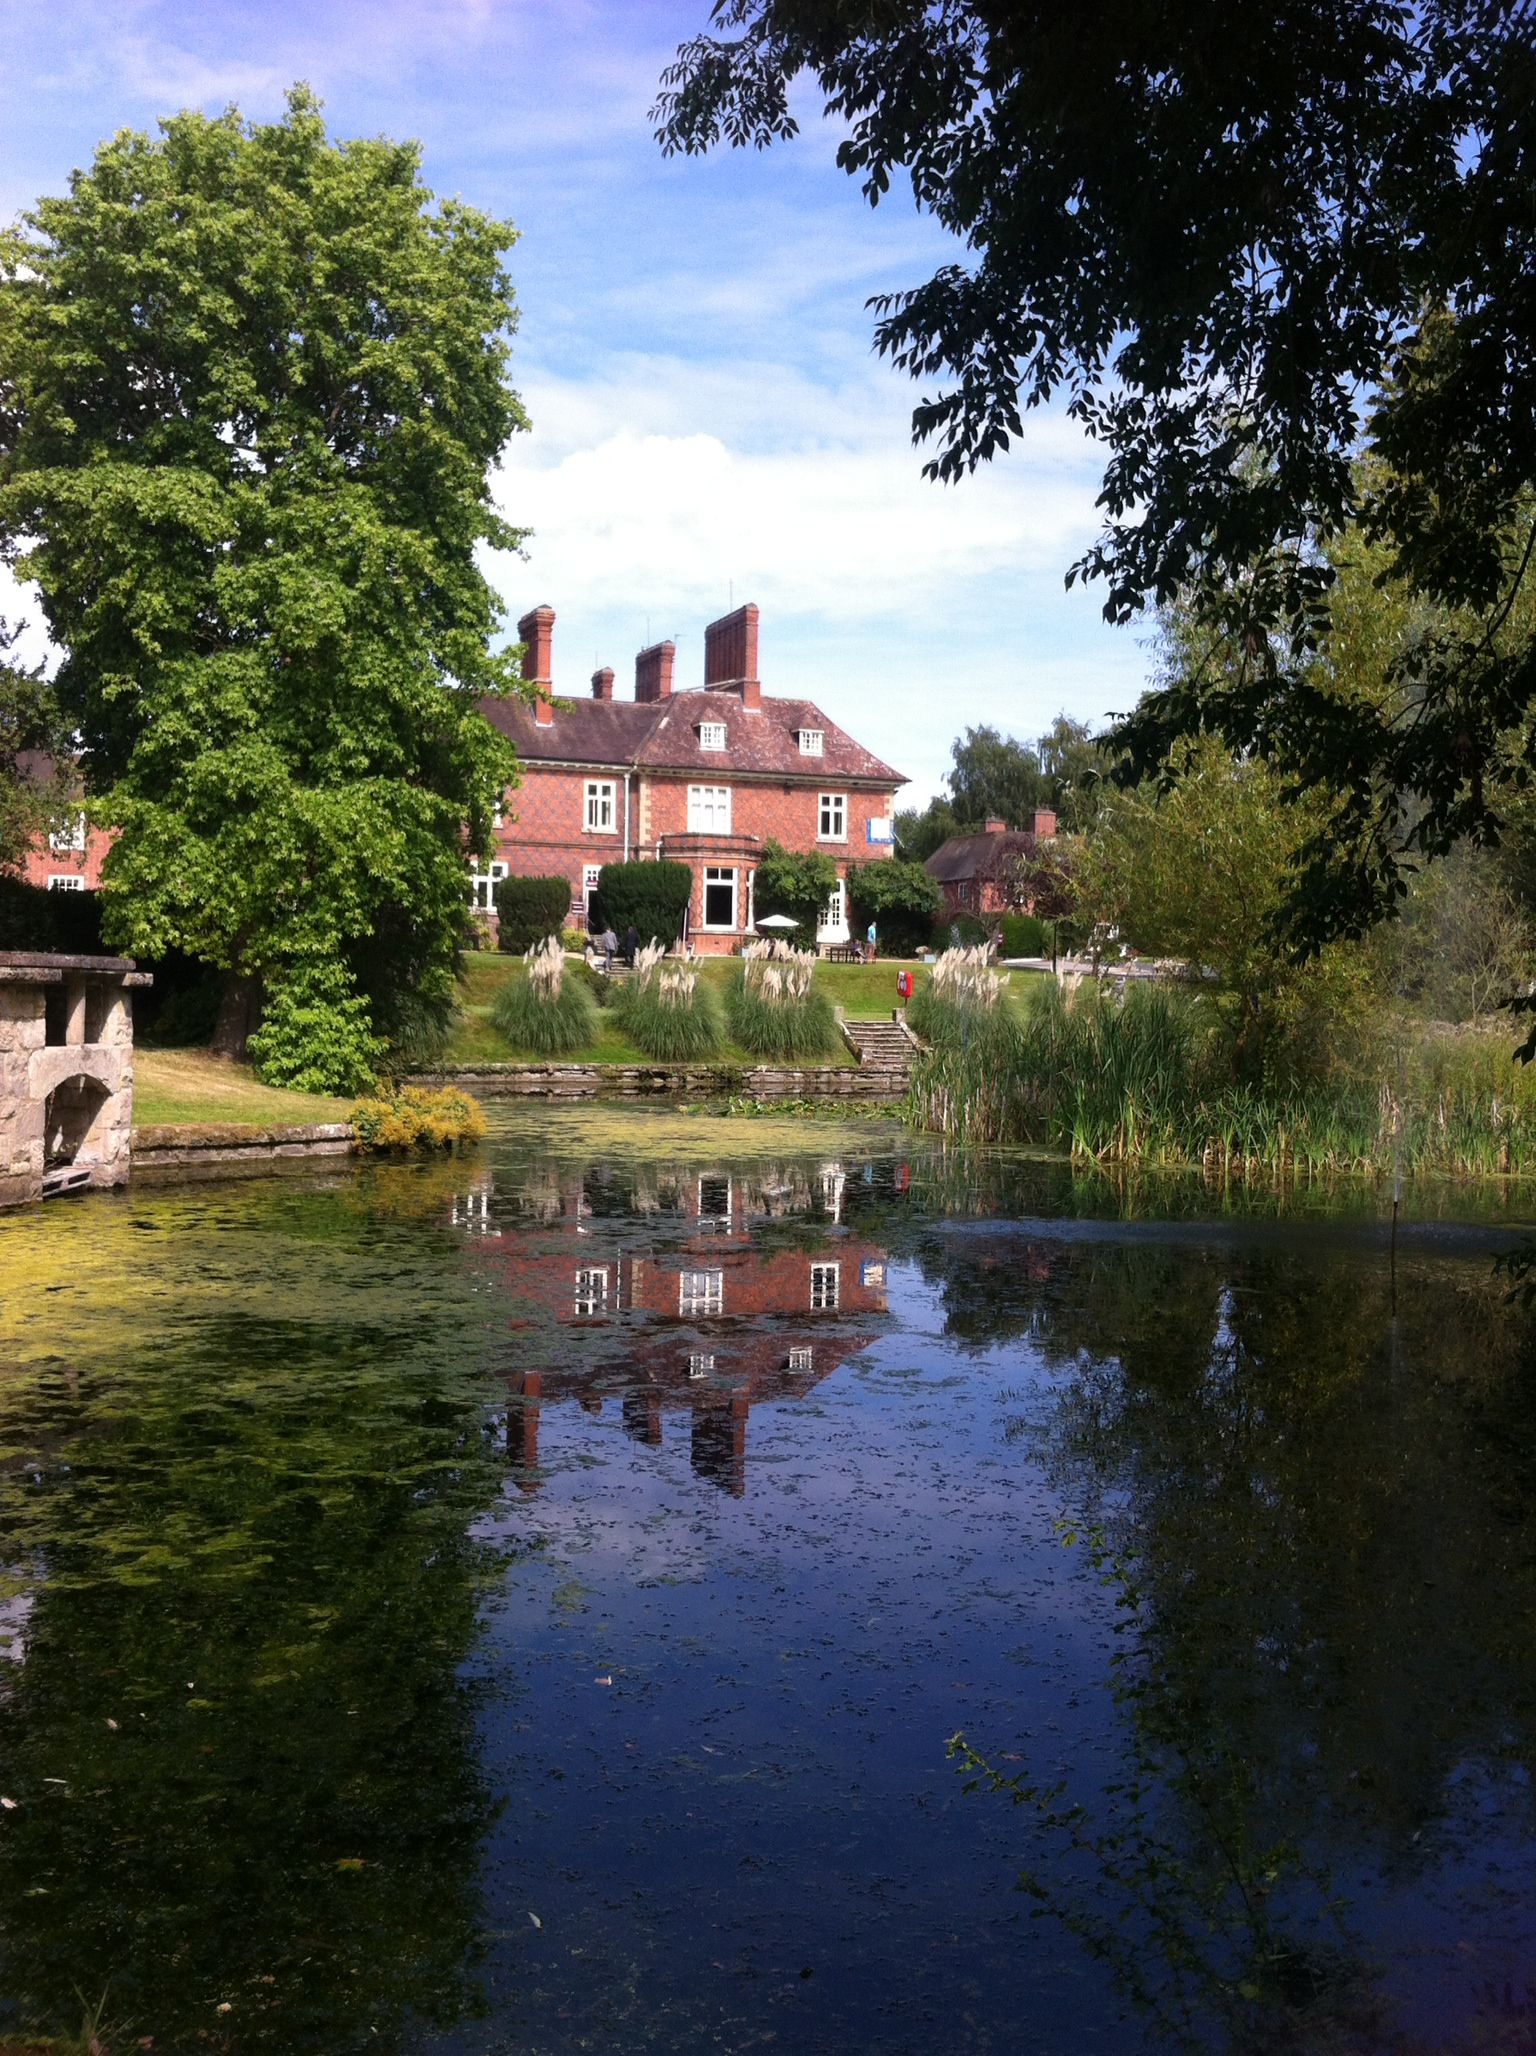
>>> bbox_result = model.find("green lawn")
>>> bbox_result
[133,1050,355,1130]
[445,951,921,1067]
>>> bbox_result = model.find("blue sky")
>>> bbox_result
[1,0,1153,806]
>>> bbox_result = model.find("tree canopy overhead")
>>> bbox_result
[0,87,527,1088]
[657,4,1536,938]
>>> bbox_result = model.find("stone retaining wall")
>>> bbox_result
[412,1064,906,1102]
[131,1122,355,1171]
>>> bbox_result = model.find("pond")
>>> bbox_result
[1,1106,1535,2054]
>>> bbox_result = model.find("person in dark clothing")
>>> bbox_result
[624,924,638,966]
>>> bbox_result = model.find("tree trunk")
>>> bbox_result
[211,972,262,1061]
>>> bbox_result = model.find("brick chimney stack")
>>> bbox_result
[703,602,761,711]
[635,640,675,703]
[985,816,1008,835]
[591,666,614,701]
[1032,808,1058,839]
[519,603,555,726]
[518,604,554,688]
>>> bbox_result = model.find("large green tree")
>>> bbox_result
[656,5,1536,942]
[1077,736,1383,1080]
[0,89,526,1089]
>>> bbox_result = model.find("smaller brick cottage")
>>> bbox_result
[925,811,1058,919]
[478,602,906,952]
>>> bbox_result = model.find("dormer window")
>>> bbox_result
[797,728,824,756]
[698,721,727,751]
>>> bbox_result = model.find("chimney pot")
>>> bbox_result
[591,666,614,702]
[635,640,675,703]
[517,604,555,690]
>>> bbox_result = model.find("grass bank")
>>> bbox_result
[133,1050,354,1130]
[908,980,1536,1182]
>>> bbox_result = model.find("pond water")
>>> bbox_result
[2,1106,1536,2055]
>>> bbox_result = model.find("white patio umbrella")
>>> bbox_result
[755,913,801,930]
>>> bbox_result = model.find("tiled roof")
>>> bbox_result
[480,688,905,787]
[925,830,1039,884]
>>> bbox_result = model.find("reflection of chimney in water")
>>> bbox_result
[623,1390,663,1446]
[507,1370,542,1490]
[691,1392,749,1497]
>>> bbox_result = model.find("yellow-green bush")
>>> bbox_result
[351,1086,486,1153]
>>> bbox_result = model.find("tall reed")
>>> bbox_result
[727,940,839,1060]
[490,935,597,1057]
[908,978,1536,1180]
[611,941,725,1061]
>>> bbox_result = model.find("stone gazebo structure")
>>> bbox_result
[0,951,151,1206]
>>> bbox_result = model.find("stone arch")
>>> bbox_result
[43,1073,114,1172]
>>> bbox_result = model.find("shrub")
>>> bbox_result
[846,858,943,955]
[495,874,573,954]
[489,934,597,1055]
[1000,912,1047,957]
[754,840,839,939]
[248,959,384,1094]
[932,911,991,951]
[727,940,839,1059]
[612,941,725,1060]
[590,860,692,948]
[561,926,588,951]
[352,1085,487,1152]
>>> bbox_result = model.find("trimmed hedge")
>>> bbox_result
[494,874,572,953]
[0,875,104,953]
[1001,912,1047,957]
[590,860,692,948]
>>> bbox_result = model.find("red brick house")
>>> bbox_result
[925,811,1058,920]
[477,601,906,952]
[12,753,112,897]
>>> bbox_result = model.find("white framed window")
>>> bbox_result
[47,874,86,893]
[817,878,847,942]
[797,729,824,756]
[818,793,847,841]
[680,1269,724,1318]
[697,1175,732,1231]
[468,860,508,912]
[49,813,87,855]
[585,780,617,833]
[688,784,732,835]
[786,1346,813,1373]
[582,864,603,910]
[810,1261,840,1312]
[451,1190,493,1234]
[702,866,736,931]
[573,1266,609,1317]
[698,721,727,752]
[687,1353,715,1379]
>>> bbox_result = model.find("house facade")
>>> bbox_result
[925,811,1058,919]
[477,602,906,952]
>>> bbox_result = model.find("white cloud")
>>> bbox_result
[492,353,1106,626]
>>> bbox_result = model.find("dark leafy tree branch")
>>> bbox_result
[656,3,1536,942]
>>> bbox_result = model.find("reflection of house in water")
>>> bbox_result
[454,1165,889,1497]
